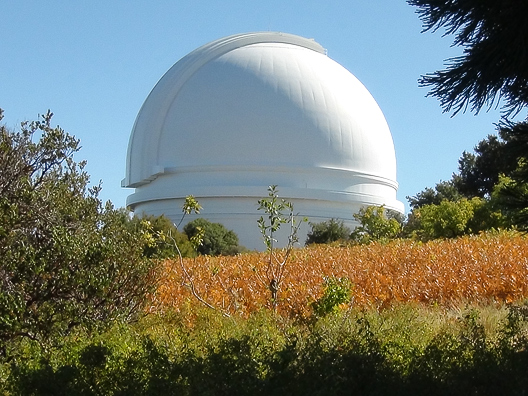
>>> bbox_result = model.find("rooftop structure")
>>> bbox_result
[123,32,404,249]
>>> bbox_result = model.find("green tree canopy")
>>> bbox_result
[405,197,504,241]
[305,218,351,245]
[127,213,196,259]
[454,134,518,198]
[409,1,528,230]
[0,110,158,351]
[183,218,242,256]
[494,121,528,230]
[350,206,402,244]
[408,180,463,210]
[408,133,518,210]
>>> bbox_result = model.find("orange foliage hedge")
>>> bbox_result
[151,232,528,318]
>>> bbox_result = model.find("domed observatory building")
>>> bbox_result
[122,32,404,250]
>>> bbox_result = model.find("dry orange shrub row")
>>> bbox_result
[152,232,528,317]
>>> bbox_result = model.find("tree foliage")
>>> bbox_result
[410,1,528,230]
[128,213,195,259]
[409,0,528,116]
[406,132,518,236]
[411,199,475,240]
[406,197,503,241]
[408,180,463,210]
[305,218,351,245]
[454,134,518,198]
[409,133,519,210]
[350,206,402,244]
[495,176,528,232]
[183,218,242,256]
[493,121,528,230]
[0,110,158,350]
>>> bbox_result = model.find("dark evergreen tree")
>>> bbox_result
[455,135,518,198]
[183,218,242,256]
[409,1,528,229]
[408,0,528,116]
[495,121,528,230]
[305,219,351,245]
[407,180,463,210]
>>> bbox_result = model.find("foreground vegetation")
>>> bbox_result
[4,2,528,390]
[154,231,528,317]
[3,301,528,395]
[4,233,528,395]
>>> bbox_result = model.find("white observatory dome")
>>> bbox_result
[123,32,404,250]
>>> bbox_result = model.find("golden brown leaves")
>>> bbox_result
[152,232,528,318]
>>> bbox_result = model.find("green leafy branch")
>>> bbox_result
[256,185,307,310]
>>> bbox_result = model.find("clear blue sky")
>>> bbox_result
[1,1,518,213]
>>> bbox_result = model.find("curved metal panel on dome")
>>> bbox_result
[123,32,404,249]
[123,32,325,188]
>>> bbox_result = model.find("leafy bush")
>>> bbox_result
[0,110,158,353]
[409,199,475,240]
[406,197,504,241]
[183,218,243,256]
[312,276,353,317]
[350,205,402,244]
[305,218,351,245]
[129,213,196,258]
[5,304,528,395]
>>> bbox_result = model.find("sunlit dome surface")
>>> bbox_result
[123,32,404,249]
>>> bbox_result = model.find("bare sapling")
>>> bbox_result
[256,185,307,310]
[152,195,231,317]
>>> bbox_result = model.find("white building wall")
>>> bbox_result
[123,32,404,250]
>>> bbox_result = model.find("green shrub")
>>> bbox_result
[129,213,196,258]
[312,277,353,317]
[0,110,158,353]
[183,218,243,256]
[350,205,402,244]
[305,218,351,245]
[4,304,528,395]
[407,197,504,241]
